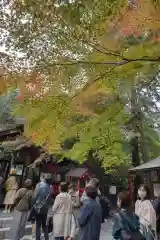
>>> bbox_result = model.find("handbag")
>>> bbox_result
[118,212,146,240]
[121,229,146,240]
[28,189,50,221]
[27,207,35,222]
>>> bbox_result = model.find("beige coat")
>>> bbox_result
[52,192,74,238]
[135,199,157,231]
[4,177,18,205]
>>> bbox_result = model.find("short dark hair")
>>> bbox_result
[118,191,131,209]
[60,182,68,192]
[139,184,151,200]
[85,185,98,199]
[89,178,99,188]
[44,173,52,184]
[24,179,33,189]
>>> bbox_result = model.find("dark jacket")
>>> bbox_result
[112,209,140,240]
[33,180,52,214]
[78,198,102,240]
[152,198,160,216]
[152,199,160,233]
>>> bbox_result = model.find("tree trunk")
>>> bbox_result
[139,124,148,163]
[130,87,140,167]
[131,136,140,167]
[130,87,141,201]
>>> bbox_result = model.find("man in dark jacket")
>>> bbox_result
[78,185,102,240]
[33,173,52,240]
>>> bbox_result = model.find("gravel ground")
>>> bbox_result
[100,219,114,240]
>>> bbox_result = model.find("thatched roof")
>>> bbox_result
[0,131,58,168]
[0,118,25,135]
[0,137,31,152]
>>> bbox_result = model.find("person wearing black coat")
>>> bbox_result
[112,191,141,240]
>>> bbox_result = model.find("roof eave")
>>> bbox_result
[129,166,160,173]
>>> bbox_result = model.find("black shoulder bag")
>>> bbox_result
[118,212,146,240]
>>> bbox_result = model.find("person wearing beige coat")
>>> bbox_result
[4,175,18,213]
[135,184,157,240]
[52,182,77,240]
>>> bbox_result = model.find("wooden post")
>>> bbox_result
[128,174,133,201]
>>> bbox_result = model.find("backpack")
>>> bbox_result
[99,196,110,221]
[118,212,146,240]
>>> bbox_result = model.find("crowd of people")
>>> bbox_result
[6,174,102,240]
[2,173,160,240]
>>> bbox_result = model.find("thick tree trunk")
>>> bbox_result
[130,88,140,167]
[139,123,148,163]
[131,136,140,167]
[130,88,141,201]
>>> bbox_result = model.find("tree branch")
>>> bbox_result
[55,67,116,121]
[56,15,133,60]
[46,56,160,67]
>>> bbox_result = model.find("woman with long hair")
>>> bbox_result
[135,184,156,240]
[112,191,142,240]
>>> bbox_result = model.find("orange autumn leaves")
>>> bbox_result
[119,0,160,37]
[0,71,45,100]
